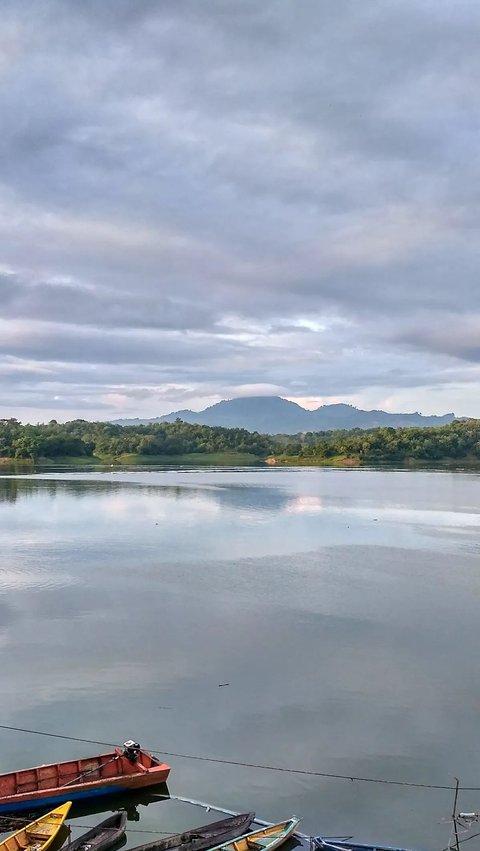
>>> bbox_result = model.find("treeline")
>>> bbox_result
[280,419,480,464]
[0,418,272,460]
[1,417,479,465]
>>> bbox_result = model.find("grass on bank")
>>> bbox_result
[3,452,480,470]
[268,453,480,468]
[1,451,262,467]
[268,454,360,466]
[109,451,261,465]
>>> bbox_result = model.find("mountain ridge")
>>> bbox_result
[113,395,456,434]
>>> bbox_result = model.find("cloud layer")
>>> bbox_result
[1,0,479,420]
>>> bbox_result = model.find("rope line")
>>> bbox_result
[0,723,477,792]
[441,830,480,851]
[0,816,177,836]
[62,756,120,788]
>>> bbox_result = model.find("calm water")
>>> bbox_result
[1,467,480,850]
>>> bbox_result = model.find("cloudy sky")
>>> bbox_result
[1,0,479,422]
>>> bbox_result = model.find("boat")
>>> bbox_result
[129,812,256,851]
[64,812,127,851]
[207,818,300,851]
[0,802,72,851]
[311,839,419,851]
[0,742,170,813]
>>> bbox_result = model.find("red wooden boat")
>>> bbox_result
[0,741,170,814]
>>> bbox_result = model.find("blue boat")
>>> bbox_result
[311,837,420,851]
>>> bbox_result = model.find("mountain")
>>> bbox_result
[113,396,456,434]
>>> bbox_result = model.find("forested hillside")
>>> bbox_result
[0,418,272,460]
[0,417,479,466]
[279,420,480,465]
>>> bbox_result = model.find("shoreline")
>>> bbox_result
[1,453,480,471]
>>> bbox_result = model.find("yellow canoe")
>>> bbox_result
[0,802,72,851]
[208,818,301,851]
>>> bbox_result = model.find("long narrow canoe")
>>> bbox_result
[207,818,300,851]
[0,743,170,813]
[65,812,127,851]
[311,840,420,851]
[0,802,72,851]
[129,812,256,851]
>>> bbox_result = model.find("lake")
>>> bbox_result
[1,467,480,851]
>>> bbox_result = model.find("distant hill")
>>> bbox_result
[113,396,456,434]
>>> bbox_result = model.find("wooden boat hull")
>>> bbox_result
[0,746,170,813]
[207,818,300,851]
[312,840,419,851]
[0,802,72,851]
[129,812,256,851]
[65,811,127,851]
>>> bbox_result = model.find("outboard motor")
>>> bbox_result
[123,740,141,762]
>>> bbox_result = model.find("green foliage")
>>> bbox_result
[280,420,480,465]
[0,417,479,466]
[0,418,273,461]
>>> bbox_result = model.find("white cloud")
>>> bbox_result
[0,0,479,420]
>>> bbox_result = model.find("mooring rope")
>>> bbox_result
[0,724,475,791]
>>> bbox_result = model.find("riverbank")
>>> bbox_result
[267,454,360,466]
[0,451,262,468]
[2,417,480,471]
[267,453,480,469]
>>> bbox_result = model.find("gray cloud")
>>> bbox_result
[0,273,215,331]
[0,0,479,419]
[396,316,480,363]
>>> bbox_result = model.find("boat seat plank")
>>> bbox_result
[26,829,55,839]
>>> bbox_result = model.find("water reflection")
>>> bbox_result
[68,786,170,821]
[0,789,171,848]
[0,477,293,514]
[1,469,480,851]
[2,472,477,569]
[0,477,128,503]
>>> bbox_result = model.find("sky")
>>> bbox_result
[1,0,479,423]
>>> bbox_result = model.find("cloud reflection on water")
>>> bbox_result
[1,470,480,850]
